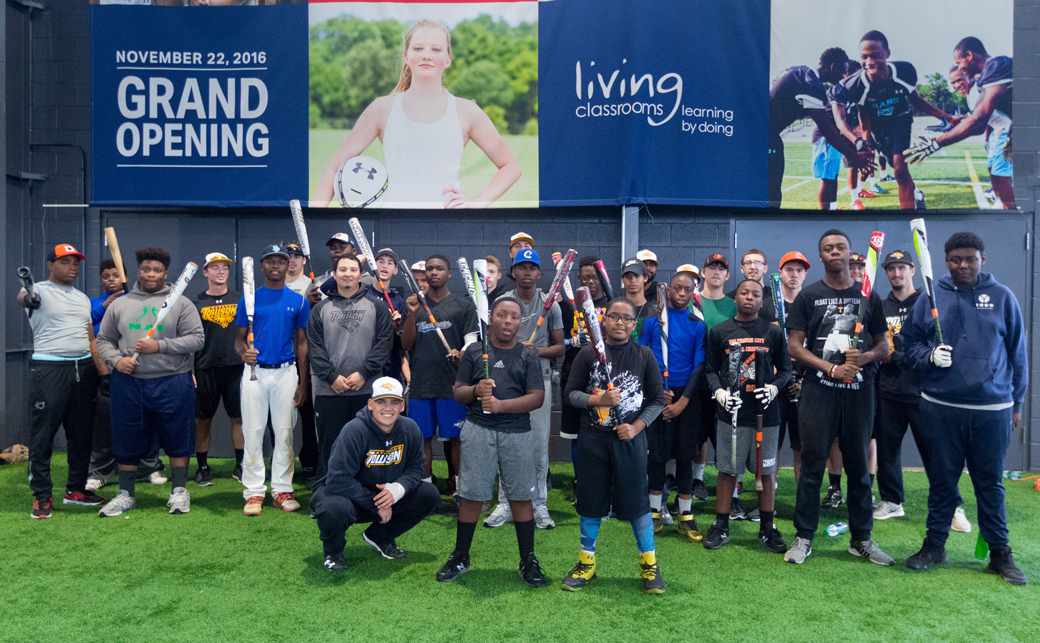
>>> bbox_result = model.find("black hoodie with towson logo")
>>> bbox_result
[322,407,426,513]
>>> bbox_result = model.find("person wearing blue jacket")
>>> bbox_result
[901,232,1027,586]
[639,271,707,542]
[312,377,439,572]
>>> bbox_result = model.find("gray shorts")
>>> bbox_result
[715,421,779,477]
[458,420,536,502]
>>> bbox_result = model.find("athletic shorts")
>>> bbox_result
[870,117,913,166]
[715,421,779,477]
[987,128,1012,178]
[697,388,717,450]
[812,138,842,180]
[575,428,650,521]
[409,398,466,440]
[195,365,243,419]
[110,372,195,464]
[646,386,701,463]
[458,420,536,502]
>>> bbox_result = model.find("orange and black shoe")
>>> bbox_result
[64,489,105,506]
[32,497,53,519]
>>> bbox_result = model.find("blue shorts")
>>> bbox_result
[987,129,1012,178]
[409,398,466,439]
[812,138,842,180]
[110,372,195,464]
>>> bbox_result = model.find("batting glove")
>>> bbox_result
[930,344,953,368]
[714,388,742,413]
[904,136,941,166]
[25,293,41,310]
[755,384,778,406]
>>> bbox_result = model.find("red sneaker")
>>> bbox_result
[32,498,53,519]
[857,189,877,199]
[851,200,866,211]
[274,492,301,512]
[64,489,105,506]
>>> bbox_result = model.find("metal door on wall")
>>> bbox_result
[734,214,1031,470]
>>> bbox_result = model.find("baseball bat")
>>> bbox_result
[657,281,669,389]
[473,260,491,380]
[910,218,944,344]
[17,267,36,318]
[104,226,130,293]
[130,262,197,361]
[578,286,615,424]
[770,271,798,403]
[754,348,766,492]
[850,232,884,350]
[348,218,399,322]
[398,259,453,355]
[728,340,742,474]
[528,249,577,342]
[554,250,582,342]
[243,256,257,381]
[289,200,316,285]
[456,258,480,314]
[594,260,614,300]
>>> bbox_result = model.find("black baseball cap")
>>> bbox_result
[621,258,646,276]
[375,248,399,264]
[283,242,305,257]
[849,252,867,265]
[703,253,728,269]
[881,250,914,268]
[261,244,289,261]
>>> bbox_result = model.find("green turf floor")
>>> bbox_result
[5,456,1038,643]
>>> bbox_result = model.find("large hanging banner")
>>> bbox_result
[90,0,1014,211]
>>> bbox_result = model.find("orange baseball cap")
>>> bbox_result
[47,244,86,261]
[779,251,811,270]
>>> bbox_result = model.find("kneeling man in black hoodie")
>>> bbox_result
[312,376,439,572]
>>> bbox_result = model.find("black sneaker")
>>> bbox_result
[194,465,214,487]
[703,520,730,550]
[747,507,761,522]
[692,479,709,501]
[31,497,53,519]
[759,524,788,554]
[436,550,470,582]
[518,553,547,588]
[988,547,1028,586]
[906,543,949,571]
[639,553,665,594]
[323,553,346,572]
[362,530,407,560]
[821,485,844,508]
[231,463,243,483]
[729,501,747,521]
[300,466,317,481]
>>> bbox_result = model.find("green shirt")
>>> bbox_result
[701,295,737,331]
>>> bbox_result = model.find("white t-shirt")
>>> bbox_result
[24,280,92,358]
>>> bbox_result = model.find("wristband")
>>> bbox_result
[828,364,836,379]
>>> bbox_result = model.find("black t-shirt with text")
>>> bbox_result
[456,341,543,433]
[194,290,243,370]
[409,292,478,399]
[785,279,886,391]
[704,317,791,426]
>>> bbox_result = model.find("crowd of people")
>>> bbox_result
[18,225,1028,592]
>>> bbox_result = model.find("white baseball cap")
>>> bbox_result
[370,377,404,400]
[636,249,658,264]
[675,263,701,278]
[410,261,426,272]
[509,232,535,249]
[204,252,233,269]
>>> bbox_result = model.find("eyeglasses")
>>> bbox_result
[578,275,599,284]
[742,260,766,268]
[605,313,637,324]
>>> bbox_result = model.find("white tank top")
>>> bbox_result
[380,91,464,208]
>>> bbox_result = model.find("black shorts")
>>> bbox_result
[870,117,912,166]
[195,365,243,419]
[697,388,717,450]
[575,428,650,522]
[646,386,701,463]
[778,395,801,452]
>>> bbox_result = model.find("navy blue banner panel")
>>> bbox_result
[91,5,309,207]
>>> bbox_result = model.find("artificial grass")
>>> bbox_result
[5,456,1038,643]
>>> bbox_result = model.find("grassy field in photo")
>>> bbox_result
[6,455,1038,642]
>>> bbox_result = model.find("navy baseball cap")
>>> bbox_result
[512,248,540,269]
[261,244,289,261]
[375,248,400,264]
[283,242,305,257]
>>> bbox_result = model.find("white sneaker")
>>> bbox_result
[951,506,972,532]
[661,509,674,526]
[168,487,191,514]
[99,490,135,517]
[784,536,812,564]
[873,501,905,520]
[534,504,555,530]
[85,478,104,492]
[483,503,512,528]
[147,471,167,485]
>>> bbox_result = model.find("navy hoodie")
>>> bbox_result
[902,272,1027,412]
[323,407,425,512]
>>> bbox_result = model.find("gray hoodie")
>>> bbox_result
[97,281,205,378]
[307,287,392,397]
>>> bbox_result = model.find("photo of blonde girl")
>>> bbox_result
[313,18,524,209]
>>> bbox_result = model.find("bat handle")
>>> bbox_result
[378,280,400,322]
[755,425,764,491]
[130,352,140,361]
[425,312,452,354]
[247,325,257,381]
[528,317,545,343]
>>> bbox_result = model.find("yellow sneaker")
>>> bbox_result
[677,513,703,542]
[639,551,665,594]
[561,551,597,591]
[651,510,663,533]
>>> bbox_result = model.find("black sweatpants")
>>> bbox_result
[298,365,318,471]
[314,394,370,480]
[875,396,925,505]
[794,379,874,542]
[313,482,439,556]
[29,358,99,499]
